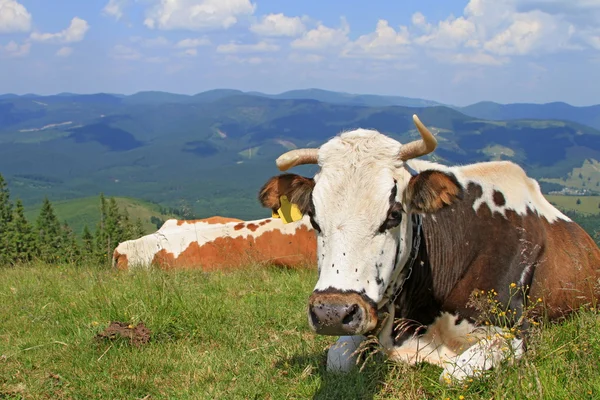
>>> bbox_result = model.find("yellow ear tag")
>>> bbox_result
[277,195,303,224]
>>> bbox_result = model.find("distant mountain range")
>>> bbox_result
[1,89,599,220]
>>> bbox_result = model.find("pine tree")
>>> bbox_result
[11,199,35,264]
[35,197,63,264]
[94,194,109,263]
[133,218,145,238]
[61,222,80,264]
[81,225,94,258]
[0,174,15,265]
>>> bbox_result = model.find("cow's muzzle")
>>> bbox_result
[308,291,378,336]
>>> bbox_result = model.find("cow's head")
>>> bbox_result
[259,115,462,336]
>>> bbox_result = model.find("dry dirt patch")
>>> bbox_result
[95,321,151,346]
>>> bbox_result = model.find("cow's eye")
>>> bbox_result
[379,204,403,232]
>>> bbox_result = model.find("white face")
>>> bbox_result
[306,130,417,335]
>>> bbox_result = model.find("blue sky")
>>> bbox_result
[1,0,599,106]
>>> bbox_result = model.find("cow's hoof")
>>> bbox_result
[326,335,366,373]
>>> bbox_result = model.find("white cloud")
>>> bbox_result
[404,0,600,65]
[288,53,324,63]
[175,37,211,48]
[342,20,411,59]
[56,46,73,57]
[103,0,128,21]
[180,48,198,57]
[144,0,256,31]
[223,55,271,65]
[30,17,90,44]
[291,18,350,51]
[1,40,30,57]
[250,13,305,37]
[216,41,279,54]
[0,0,31,33]
[130,35,170,48]
[110,44,142,60]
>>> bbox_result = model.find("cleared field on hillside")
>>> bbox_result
[1,264,598,399]
[24,196,176,235]
[545,194,600,214]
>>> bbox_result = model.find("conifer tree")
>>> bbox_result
[61,222,80,264]
[133,218,145,238]
[0,174,14,265]
[35,197,63,264]
[81,225,94,258]
[94,194,109,263]
[12,199,35,264]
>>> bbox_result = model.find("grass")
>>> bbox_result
[1,264,599,399]
[545,194,600,214]
[24,196,177,236]
[542,159,600,193]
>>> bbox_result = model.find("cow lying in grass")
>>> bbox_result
[113,216,316,270]
[259,114,600,382]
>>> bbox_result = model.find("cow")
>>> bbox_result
[112,215,316,271]
[258,114,600,383]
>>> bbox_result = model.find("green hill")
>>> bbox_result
[2,90,600,221]
[24,196,177,236]
[458,101,600,130]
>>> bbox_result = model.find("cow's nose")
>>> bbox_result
[309,302,364,335]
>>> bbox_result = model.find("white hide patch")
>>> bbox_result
[409,159,571,224]
[113,216,313,268]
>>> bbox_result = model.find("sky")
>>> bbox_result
[0,0,599,106]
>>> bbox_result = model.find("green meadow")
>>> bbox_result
[1,264,598,399]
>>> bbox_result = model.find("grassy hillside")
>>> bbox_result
[24,196,177,235]
[459,101,600,130]
[2,92,600,220]
[0,264,598,399]
[546,194,600,215]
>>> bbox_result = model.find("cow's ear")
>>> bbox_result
[405,170,463,213]
[258,173,315,214]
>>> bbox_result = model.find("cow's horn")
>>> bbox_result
[399,114,437,161]
[276,148,319,171]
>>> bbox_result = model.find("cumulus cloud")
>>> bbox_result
[401,0,600,65]
[110,44,142,60]
[144,0,256,31]
[250,13,306,37]
[175,37,211,48]
[0,0,31,33]
[216,41,279,54]
[1,40,30,57]
[342,20,411,59]
[56,46,73,57]
[30,17,90,44]
[291,18,350,51]
[103,0,128,20]
[130,35,170,48]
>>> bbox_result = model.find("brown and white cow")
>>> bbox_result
[112,215,316,270]
[258,114,600,382]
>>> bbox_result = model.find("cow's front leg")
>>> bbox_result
[439,333,525,383]
[326,335,367,372]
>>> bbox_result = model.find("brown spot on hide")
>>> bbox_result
[176,216,243,226]
[259,219,271,226]
[424,181,600,323]
[258,173,315,213]
[492,190,506,206]
[112,250,128,270]
[406,170,463,213]
[246,223,259,232]
[234,223,245,230]
[150,224,317,271]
